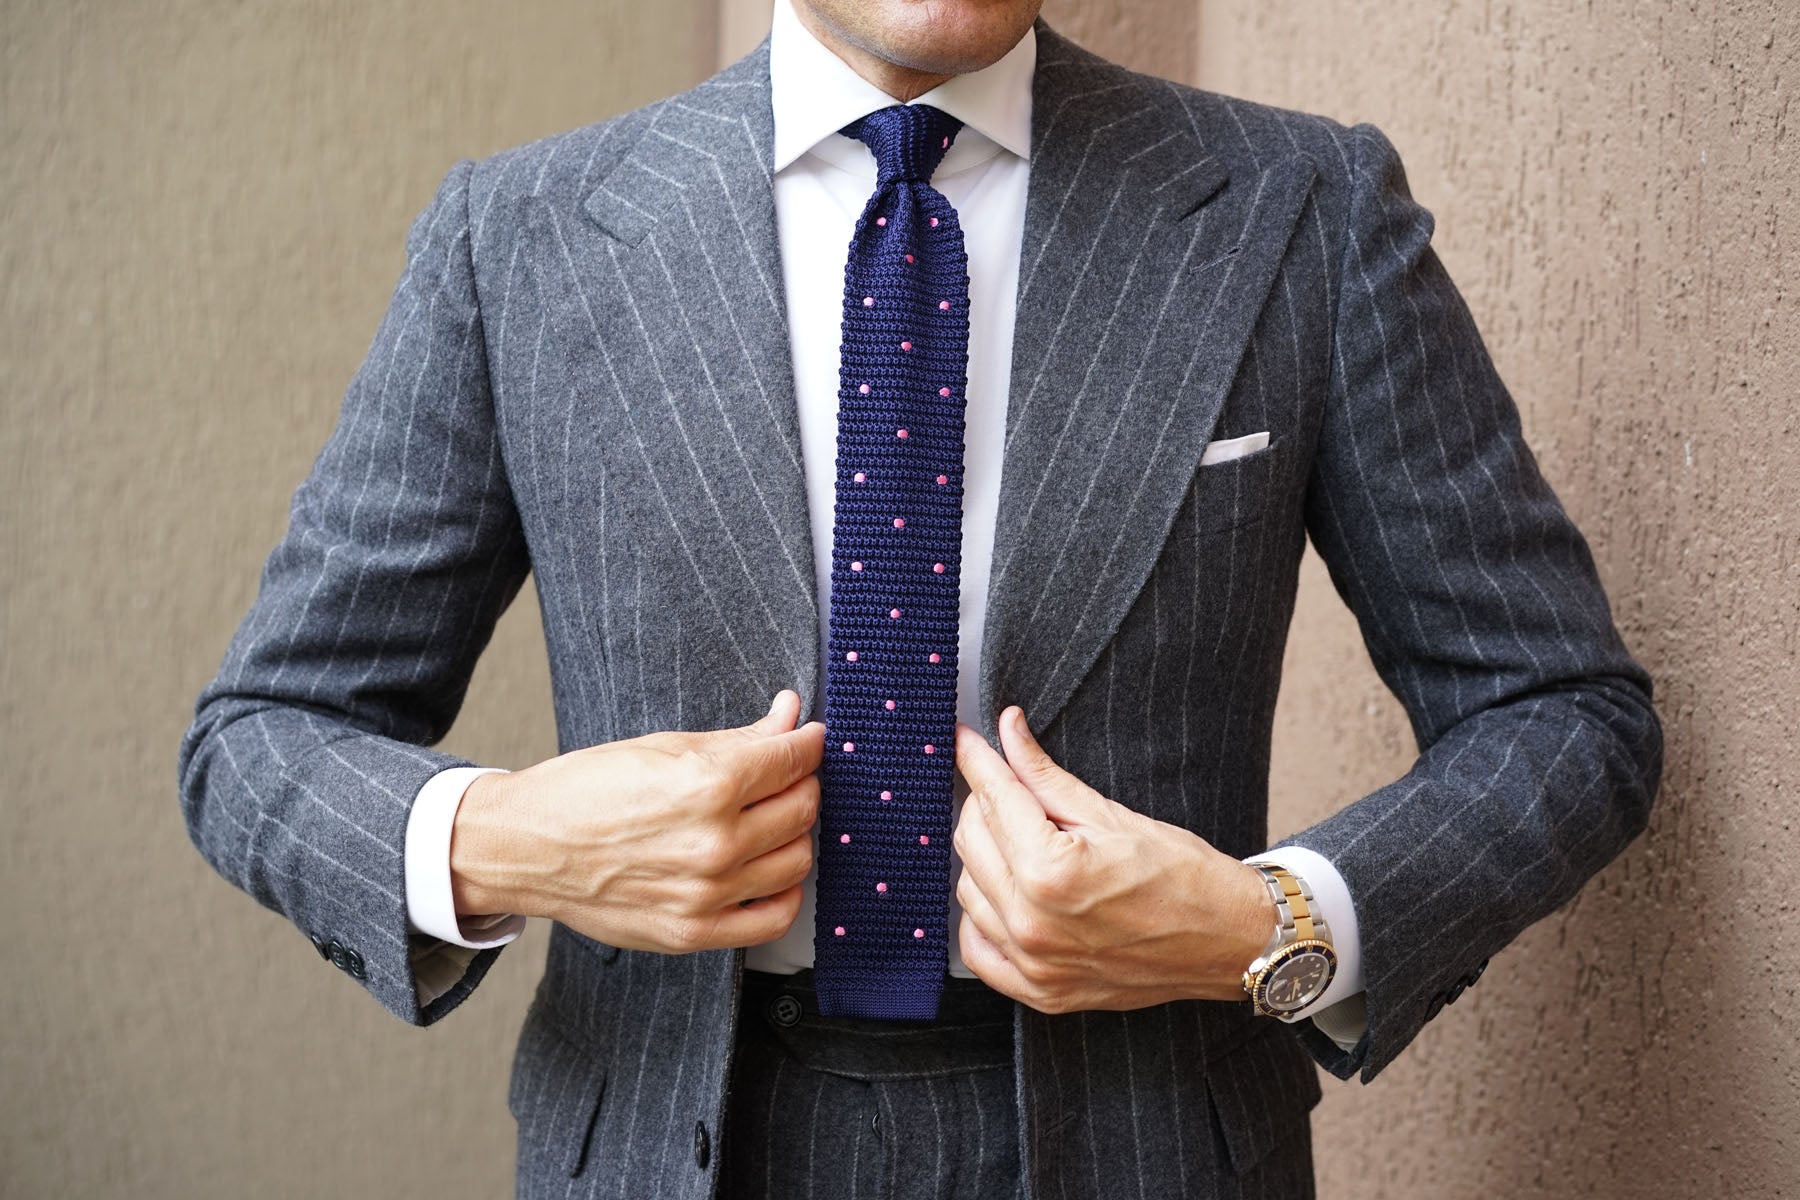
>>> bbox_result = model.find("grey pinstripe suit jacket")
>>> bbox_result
[178,21,1662,1200]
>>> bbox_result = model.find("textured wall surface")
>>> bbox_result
[1,3,711,1196]
[4,0,1794,1197]
[1194,2,1800,1197]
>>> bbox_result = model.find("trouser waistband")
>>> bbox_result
[738,967,1015,1080]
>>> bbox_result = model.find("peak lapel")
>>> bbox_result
[534,42,822,713]
[978,29,1318,740]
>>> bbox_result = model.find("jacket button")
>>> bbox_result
[693,1119,710,1169]
[326,939,350,970]
[1424,992,1447,1022]
[1446,980,1466,1005]
[769,995,802,1028]
[1468,959,1488,986]
[310,933,331,960]
[871,1109,882,1137]
[344,948,367,980]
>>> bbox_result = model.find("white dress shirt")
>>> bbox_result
[401,0,1367,1048]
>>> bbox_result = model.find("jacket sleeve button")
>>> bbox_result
[345,949,367,980]
[693,1119,711,1169]
[310,934,331,960]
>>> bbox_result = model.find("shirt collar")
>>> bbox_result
[768,0,1035,176]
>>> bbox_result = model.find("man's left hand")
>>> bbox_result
[952,706,1273,1013]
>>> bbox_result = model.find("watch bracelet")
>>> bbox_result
[1248,861,1331,948]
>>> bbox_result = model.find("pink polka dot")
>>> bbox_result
[859,383,870,394]
[905,254,915,264]
[863,296,874,307]
[939,300,950,310]
[843,742,855,753]
[876,882,887,893]
[876,217,887,226]
[920,835,930,845]
[933,562,945,574]
[851,561,863,571]
[885,699,896,710]
[890,608,901,619]
[939,387,951,397]
[930,217,940,227]
[854,472,866,482]
[900,340,912,351]
[923,744,935,755]
[880,790,892,801]
[835,925,846,936]
[936,474,948,485]
[894,517,905,528]
[942,136,949,148]
[896,428,908,439]
[928,652,941,663]
[846,651,858,661]
[914,928,926,938]
[840,833,851,844]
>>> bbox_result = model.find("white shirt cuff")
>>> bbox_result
[1244,844,1366,1051]
[405,766,527,949]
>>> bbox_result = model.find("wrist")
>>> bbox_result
[449,770,537,921]
[1224,858,1278,985]
[1177,853,1279,1002]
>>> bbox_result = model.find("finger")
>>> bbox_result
[954,719,1021,799]
[744,688,803,736]
[959,910,1032,1001]
[726,829,815,907]
[954,722,1056,856]
[737,772,819,857]
[954,863,1016,959]
[699,881,806,948]
[953,788,1015,894]
[719,718,826,804]
[997,706,1110,828]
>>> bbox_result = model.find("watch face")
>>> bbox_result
[1262,949,1333,1013]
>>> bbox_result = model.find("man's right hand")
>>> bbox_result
[448,690,825,954]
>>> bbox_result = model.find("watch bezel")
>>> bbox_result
[1245,938,1338,1018]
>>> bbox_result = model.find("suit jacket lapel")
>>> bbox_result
[978,26,1318,740]
[550,28,1316,736]
[551,42,824,711]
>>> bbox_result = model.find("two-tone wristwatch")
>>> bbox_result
[1241,862,1338,1019]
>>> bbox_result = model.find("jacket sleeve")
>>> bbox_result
[176,158,532,1027]
[1280,123,1663,1081]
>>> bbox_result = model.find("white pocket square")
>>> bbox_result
[1199,430,1270,466]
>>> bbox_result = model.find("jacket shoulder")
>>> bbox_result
[458,98,663,254]
[1037,24,1373,200]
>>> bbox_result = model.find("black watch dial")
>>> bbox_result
[1263,948,1334,1013]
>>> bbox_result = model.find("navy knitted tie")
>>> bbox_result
[813,104,968,1021]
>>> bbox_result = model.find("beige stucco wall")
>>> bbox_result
[2,0,1792,1196]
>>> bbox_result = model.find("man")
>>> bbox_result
[177,0,1662,1195]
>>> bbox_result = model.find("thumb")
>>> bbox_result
[745,689,803,736]
[997,706,1111,828]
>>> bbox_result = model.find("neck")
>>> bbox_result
[788,3,954,102]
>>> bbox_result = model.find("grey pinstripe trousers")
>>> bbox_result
[720,970,1317,1199]
[721,970,1023,1199]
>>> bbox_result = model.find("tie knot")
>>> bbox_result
[843,104,963,187]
